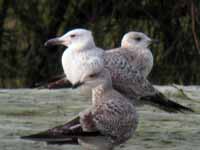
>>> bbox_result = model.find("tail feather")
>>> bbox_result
[33,74,72,89]
[21,116,81,141]
[47,138,79,145]
[21,116,102,144]
[141,93,194,113]
[21,129,101,142]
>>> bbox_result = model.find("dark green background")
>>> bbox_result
[0,0,199,88]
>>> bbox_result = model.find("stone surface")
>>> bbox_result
[0,86,199,150]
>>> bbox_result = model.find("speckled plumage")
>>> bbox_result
[104,49,155,100]
[119,31,154,77]
[78,69,138,149]
[45,29,193,112]
[21,69,138,150]
[78,36,193,112]
[106,47,153,78]
[104,50,193,112]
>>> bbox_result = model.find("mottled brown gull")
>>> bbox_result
[113,31,157,77]
[44,30,193,113]
[21,69,138,150]
[104,49,193,112]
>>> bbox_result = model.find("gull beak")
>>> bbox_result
[44,37,63,46]
[44,35,70,47]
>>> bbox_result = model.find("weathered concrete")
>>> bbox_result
[0,86,199,150]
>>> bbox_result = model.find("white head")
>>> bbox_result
[121,31,158,49]
[45,28,96,51]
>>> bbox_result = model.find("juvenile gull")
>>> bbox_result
[44,30,193,113]
[21,69,138,150]
[112,31,156,77]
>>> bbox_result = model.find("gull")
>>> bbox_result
[44,28,104,87]
[21,69,138,150]
[44,30,193,113]
[111,31,157,78]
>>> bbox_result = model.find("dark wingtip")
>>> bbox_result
[164,100,194,113]
[141,93,194,113]
[47,138,79,145]
[21,134,79,145]
[20,131,52,141]
[32,74,73,89]
[20,116,80,141]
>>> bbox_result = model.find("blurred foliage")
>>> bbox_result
[0,0,200,88]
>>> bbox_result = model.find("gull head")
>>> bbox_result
[44,28,95,51]
[121,31,159,49]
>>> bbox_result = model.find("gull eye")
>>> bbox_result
[134,37,142,41]
[70,34,76,38]
[89,74,96,78]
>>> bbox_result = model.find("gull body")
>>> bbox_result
[22,69,138,150]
